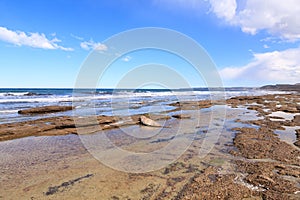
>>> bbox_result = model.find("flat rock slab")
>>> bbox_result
[18,106,73,115]
[172,114,191,119]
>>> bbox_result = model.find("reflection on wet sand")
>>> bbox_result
[0,93,300,199]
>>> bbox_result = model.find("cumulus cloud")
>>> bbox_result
[80,40,107,51]
[209,0,237,21]
[209,0,300,41]
[220,47,300,83]
[0,26,73,51]
[155,0,300,41]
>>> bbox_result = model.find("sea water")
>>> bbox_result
[0,88,286,124]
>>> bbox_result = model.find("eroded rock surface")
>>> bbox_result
[18,106,73,114]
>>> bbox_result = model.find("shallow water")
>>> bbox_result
[0,105,259,174]
[0,88,287,125]
[0,104,288,199]
[274,126,300,146]
[268,111,296,121]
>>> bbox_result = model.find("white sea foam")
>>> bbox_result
[0,96,73,103]
[0,92,31,96]
[0,90,288,104]
[0,109,19,114]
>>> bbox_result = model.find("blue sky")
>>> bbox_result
[0,0,299,88]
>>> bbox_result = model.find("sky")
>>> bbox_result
[0,0,300,88]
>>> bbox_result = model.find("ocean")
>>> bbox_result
[0,88,283,124]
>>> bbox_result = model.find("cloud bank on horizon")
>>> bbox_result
[0,0,299,87]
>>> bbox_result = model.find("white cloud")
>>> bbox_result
[122,56,132,62]
[50,32,56,37]
[80,40,107,51]
[156,1,300,41]
[71,34,84,41]
[220,47,300,83]
[209,0,237,21]
[209,0,300,41]
[0,26,73,51]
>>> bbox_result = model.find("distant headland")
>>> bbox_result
[260,83,300,92]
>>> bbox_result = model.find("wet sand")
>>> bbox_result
[0,93,300,199]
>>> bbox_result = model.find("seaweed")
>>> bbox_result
[45,174,93,196]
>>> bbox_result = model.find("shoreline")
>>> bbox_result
[0,92,300,199]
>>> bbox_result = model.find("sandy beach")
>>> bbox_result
[1,91,299,200]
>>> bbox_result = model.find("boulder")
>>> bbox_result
[139,116,162,127]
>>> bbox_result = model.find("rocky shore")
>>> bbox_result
[154,93,300,200]
[0,92,300,199]
[226,93,300,199]
[0,100,215,142]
